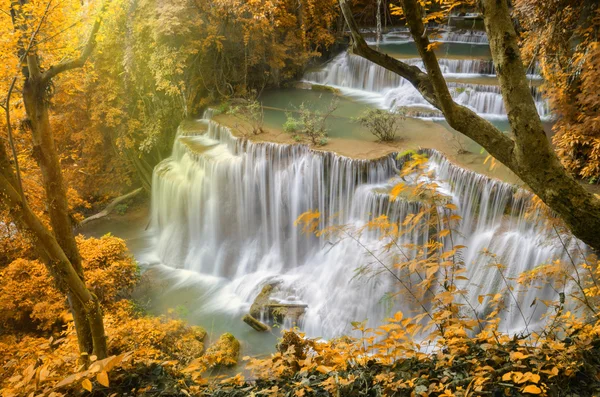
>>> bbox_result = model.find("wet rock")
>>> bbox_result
[310,84,341,95]
[266,303,308,325]
[248,282,307,327]
[249,283,279,318]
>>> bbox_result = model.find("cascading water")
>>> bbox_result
[304,53,548,119]
[150,114,574,339]
[364,28,490,45]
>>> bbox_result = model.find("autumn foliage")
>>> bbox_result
[0,235,209,396]
[514,0,600,180]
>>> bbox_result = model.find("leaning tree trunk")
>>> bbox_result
[0,141,108,359]
[8,1,112,359]
[338,0,600,252]
[22,58,95,357]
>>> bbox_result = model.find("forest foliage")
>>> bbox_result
[0,0,341,261]
[2,0,600,396]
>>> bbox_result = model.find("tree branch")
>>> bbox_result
[3,77,24,198]
[339,0,516,167]
[339,0,437,106]
[0,144,108,358]
[78,187,143,227]
[480,0,549,152]
[340,0,600,251]
[41,1,110,84]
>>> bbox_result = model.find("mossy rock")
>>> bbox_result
[310,84,341,95]
[205,333,241,368]
[249,283,278,318]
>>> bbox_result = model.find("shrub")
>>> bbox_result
[283,99,338,146]
[106,301,206,364]
[115,203,128,215]
[354,108,406,142]
[230,99,265,136]
[0,235,139,332]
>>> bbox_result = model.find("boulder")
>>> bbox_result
[249,282,279,318]
[205,333,240,368]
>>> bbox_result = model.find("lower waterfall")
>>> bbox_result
[149,114,576,339]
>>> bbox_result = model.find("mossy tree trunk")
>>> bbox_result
[5,1,111,360]
[338,0,600,252]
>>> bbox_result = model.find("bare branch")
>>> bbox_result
[42,1,110,83]
[78,188,143,227]
[2,1,53,199]
[339,0,437,106]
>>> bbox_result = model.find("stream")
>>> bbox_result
[84,29,579,357]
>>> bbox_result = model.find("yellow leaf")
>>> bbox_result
[478,295,484,304]
[522,385,542,394]
[426,264,439,279]
[97,371,109,387]
[529,373,540,384]
[393,311,403,322]
[510,352,530,361]
[390,183,406,201]
[316,365,333,374]
[82,379,93,392]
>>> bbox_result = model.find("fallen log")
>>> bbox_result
[243,314,269,332]
[78,187,143,227]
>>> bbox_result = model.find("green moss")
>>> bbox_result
[205,333,241,367]
[310,84,340,95]
[249,283,277,318]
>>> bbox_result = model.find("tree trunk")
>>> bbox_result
[22,62,96,357]
[338,0,600,252]
[479,0,600,254]
[0,144,108,359]
[8,1,112,359]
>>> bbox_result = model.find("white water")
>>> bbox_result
[149,114,574,338]
[363,28,489,45]
[304,53,548,119]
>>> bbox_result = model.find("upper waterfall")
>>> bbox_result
[364,28,490,45]
[304,53,548,119]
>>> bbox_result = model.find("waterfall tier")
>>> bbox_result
[150,115,572,338]
[363,28,490,45]
[304,53,547,119]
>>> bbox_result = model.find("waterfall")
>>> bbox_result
[365,29,489,45]
[438,30,489,44]
[150,115,575,338]
[304,53,548,118]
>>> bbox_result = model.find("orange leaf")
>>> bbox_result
[82,379,93,392]
[97,371,109,387]
[522,385,542,394]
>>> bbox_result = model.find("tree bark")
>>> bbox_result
[8,1,111,359]
[479,0,600,254]
[0,144,108,359]
[338,0,600,252]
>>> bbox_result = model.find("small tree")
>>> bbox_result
[230,93,265,136]
[354,108,405,142]
[284,99,338,146]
